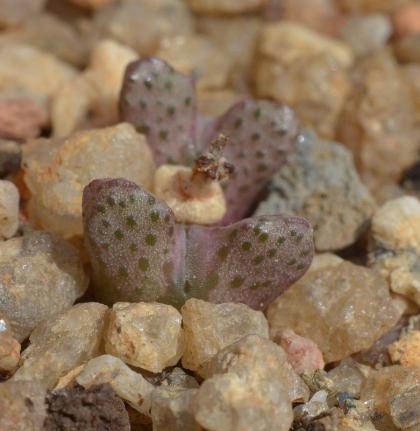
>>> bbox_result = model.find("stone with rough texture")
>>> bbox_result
[51,39,137,137]
[0,381,46,430]
[23,123,155,238]
[256,23,352,139]
[389,330,420,366]
[0,180,19,239]
[0,98,48,141]
[0,139,21,178]
[105,302,185,373]
[83,0,194,56]
[370,197,420,307]
[181,299,269,375]
[156,35,233,91]
[0,12,87,67]
[0,326,20,373]
[202,335,309,403]
[268,261,401,363]
[0,231,89,341]
[44,384,130,431]
[0,42,75,105]
[0,0,46,27]
[340,14,392,56]
[273,328,325,374]
[76,354,155,416]
[12,303,107,388]
[255,132,375,251]
[361,366,420,429]
[186,0,264,14]
[337,50,419,192]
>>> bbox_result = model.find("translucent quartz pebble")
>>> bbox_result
[0,179,19,239]
[361,365,420,429]
[256,23,353,139]
[151,388,200,431]
[185,0,265,14]
[337,50,418,192]
[104,302,185,373]
[76,354,155,416]
[181,299,269,376]
[84,0,194,56]
[340,14,392,56]
[0,12,87,66]
[156,35,233,91]
[0,42,75,104]
[202,335,309,403]
[0,0,46,27]
[0,381,46,431]
[370,197,420,306]
[12,303,107,389]
[268,261,401,362]
[23,123,155,237]
[51,39,137,137]
[255,132,375,251]
[0,231,89,341]
[0,329,20,373]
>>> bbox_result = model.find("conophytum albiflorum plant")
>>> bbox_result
[81,57,314,310]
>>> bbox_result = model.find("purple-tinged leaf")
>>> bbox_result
[83,178,314,310]
[119,57,197,165]
[208,99,299,224]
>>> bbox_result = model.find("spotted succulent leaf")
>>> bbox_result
[208,99,299,224]
[83,178,314,310]
[119,57,197,165]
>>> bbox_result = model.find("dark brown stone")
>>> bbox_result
[44,384,130,431]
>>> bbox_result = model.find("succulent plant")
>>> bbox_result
[119,57,299,225]
[83,178,314,310]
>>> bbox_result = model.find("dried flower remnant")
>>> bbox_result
[83,178,314,310]
[120,57,299,224]
[154,134,234,224]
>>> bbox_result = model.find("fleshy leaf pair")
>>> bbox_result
[119,57,299,224]
[83,178,314,310]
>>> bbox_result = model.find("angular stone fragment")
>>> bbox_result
[0,0,46,27]
[256,23,353,138]
[274,328,325,374]
[51,40,137,137]
[0,139,21,178]
[0,328,20,373]
[44,384,130,431]
[389,330,420,366]
[255,132,375,251]
[202,335,309,403]
[23,123,155,237]
[76,354,155,416]
[370,197,420,307]
[340,14,392,56]
[0,381,46,431]
[0,231,89,341]
[181,299,269,375]
[12,303,107,388]
[0,98,48,141]
[0,42,75,104]
[0,12,87,66]
[105,302,185,373]
[0,180,19,239]
[186,0,265,14]
[156,35,233,91]
[151,388,200,431]
[361,365,420,429]
[337,50,419,192]
[83,0,194,56]
[268,261,401,362]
